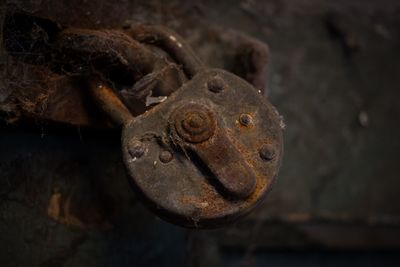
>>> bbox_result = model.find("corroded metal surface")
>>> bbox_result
[88,78,134,126]
[2,11,188,125]
[170,103,257,199]
[122,69,283,228]
[1,9,269,127]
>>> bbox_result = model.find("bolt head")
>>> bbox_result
[159,150,173,163]
[128,140,145,158]
[173,104,216,143]
[259,144,275,161]
[207,77,225,93]
[239,114,253,126]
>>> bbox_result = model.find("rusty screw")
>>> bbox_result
[239,113,253,126]
[159,150,173,163]
[259,144,275,161]
[207,77,225,93]
[128,140,145,158]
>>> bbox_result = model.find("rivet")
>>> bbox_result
[259,144,275,161]
[159,150,173,163]
[239,114,253,126]
[128,140,145,158]
[207,77,225,93]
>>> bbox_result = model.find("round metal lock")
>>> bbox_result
[122,69,283,228]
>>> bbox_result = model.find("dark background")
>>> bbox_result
[1,0,400,266]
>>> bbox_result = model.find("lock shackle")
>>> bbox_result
[126,24,204,78]
[88,78,135,126]
[87,25,205,126]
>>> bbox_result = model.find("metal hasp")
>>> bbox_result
[122,69,283,228]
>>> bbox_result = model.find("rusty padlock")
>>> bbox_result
[89,52,283,228]
[3,12,283,228]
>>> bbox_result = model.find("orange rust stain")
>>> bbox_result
[47,190,62,221]
[178,170,268,219]
[47,188,111,229]
[234,112,257,131]
[198,180,231,217]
